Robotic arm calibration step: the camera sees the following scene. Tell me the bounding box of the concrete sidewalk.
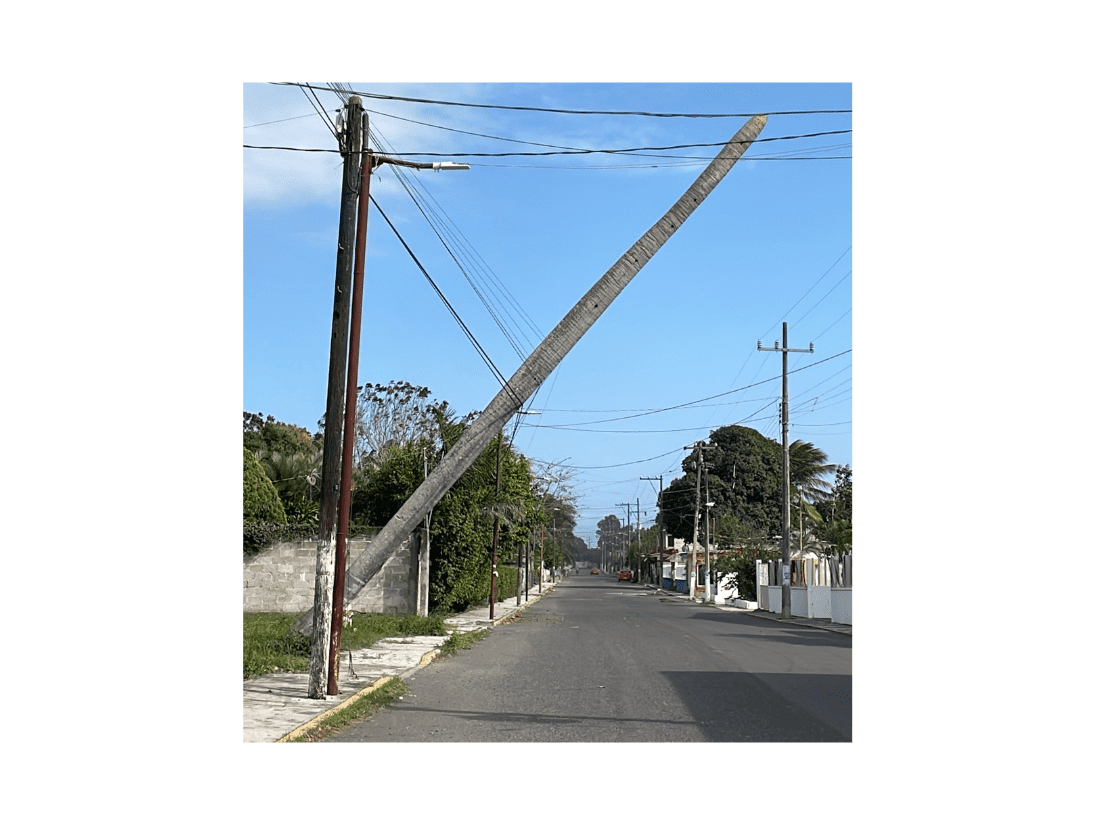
[243,581,558,743]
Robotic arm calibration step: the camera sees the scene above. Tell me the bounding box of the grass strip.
[244,612,448,678]
[437,628,490,658]
[281,677,408,742]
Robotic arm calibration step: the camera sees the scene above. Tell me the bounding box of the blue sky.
[244,82,851,544]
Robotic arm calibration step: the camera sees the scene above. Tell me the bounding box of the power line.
[269,83,851,119]
[379,130,852,159]
[370,123,539,362]
[243,144,850,164]
[243,129,851,159]
[525,349,851,429]
[301,86,338,142]
[369,195,523,410]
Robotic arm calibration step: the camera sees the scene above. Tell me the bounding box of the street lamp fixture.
[372,155,471,173]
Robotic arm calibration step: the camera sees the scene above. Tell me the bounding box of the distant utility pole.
[616,501,633,574]
[640,476,664,585]
[685,442,713,599]
[307,96,363,700]
[759,321,814,619]
[703,461,714,602]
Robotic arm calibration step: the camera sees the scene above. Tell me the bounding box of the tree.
[818,465,852,553]
[790,439,837,506]
[596,514,624,567]
[661,426,783,541]
[348,400,544,613]
[353,381,463,473]
[244,447,286,524]
[243,412,323,526]
[243,412,319,457]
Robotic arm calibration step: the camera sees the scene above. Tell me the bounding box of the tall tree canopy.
[661,425,784,540]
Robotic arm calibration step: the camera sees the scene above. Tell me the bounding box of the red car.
[617,570,633,582]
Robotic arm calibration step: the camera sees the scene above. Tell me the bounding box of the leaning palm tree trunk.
[294,114,767,635]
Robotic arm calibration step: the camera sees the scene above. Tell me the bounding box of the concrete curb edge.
[276,647,444,743]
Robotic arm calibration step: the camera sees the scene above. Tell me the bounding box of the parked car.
[590,569,600,575]
[617,570,633,582]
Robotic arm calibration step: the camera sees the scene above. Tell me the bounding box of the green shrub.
[713,546,781,601]
[244,447,286,524]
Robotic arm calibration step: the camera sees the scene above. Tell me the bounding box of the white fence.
[756,554,852,625]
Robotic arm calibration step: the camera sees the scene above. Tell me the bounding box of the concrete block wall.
[243,534,420,615]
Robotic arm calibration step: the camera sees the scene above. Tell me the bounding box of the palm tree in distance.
[789,440,837,556]
[789,440,837,506]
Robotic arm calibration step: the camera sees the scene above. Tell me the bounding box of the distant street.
[327,576,852,742]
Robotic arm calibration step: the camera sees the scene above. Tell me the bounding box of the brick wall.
[243,532,422,614]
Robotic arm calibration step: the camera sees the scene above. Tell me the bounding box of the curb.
[271,583,558,742]
[741,607,852,635]
[277,648,443,742]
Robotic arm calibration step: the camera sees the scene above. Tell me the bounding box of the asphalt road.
[327,575,852,742]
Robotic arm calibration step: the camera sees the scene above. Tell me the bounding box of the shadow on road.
[662,670,851,741]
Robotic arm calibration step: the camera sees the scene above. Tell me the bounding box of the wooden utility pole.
[640,475,664,584]
[294,115,769,629]
[759,322,814,619]
[489,434,503,620]
[307,96,363,700]
[703,461,712,601]
[616,501,632,575]
[687,443,712,599]
[326,111,375,696]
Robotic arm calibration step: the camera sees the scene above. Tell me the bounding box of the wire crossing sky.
[243,82,852,542]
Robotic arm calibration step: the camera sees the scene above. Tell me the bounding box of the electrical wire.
[379,130,852,159]
[524,350,850,430]
[243,129,851,159]
[301,86,339,142]
[270,83,851,119]
[369,124,544,368]
[369,195,524,410]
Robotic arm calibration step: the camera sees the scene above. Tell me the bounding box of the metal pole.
[307,96,362,699]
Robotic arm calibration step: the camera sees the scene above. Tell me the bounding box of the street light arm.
[372,155,470,172]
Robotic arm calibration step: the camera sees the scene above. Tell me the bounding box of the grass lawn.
[244,611,448,678]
